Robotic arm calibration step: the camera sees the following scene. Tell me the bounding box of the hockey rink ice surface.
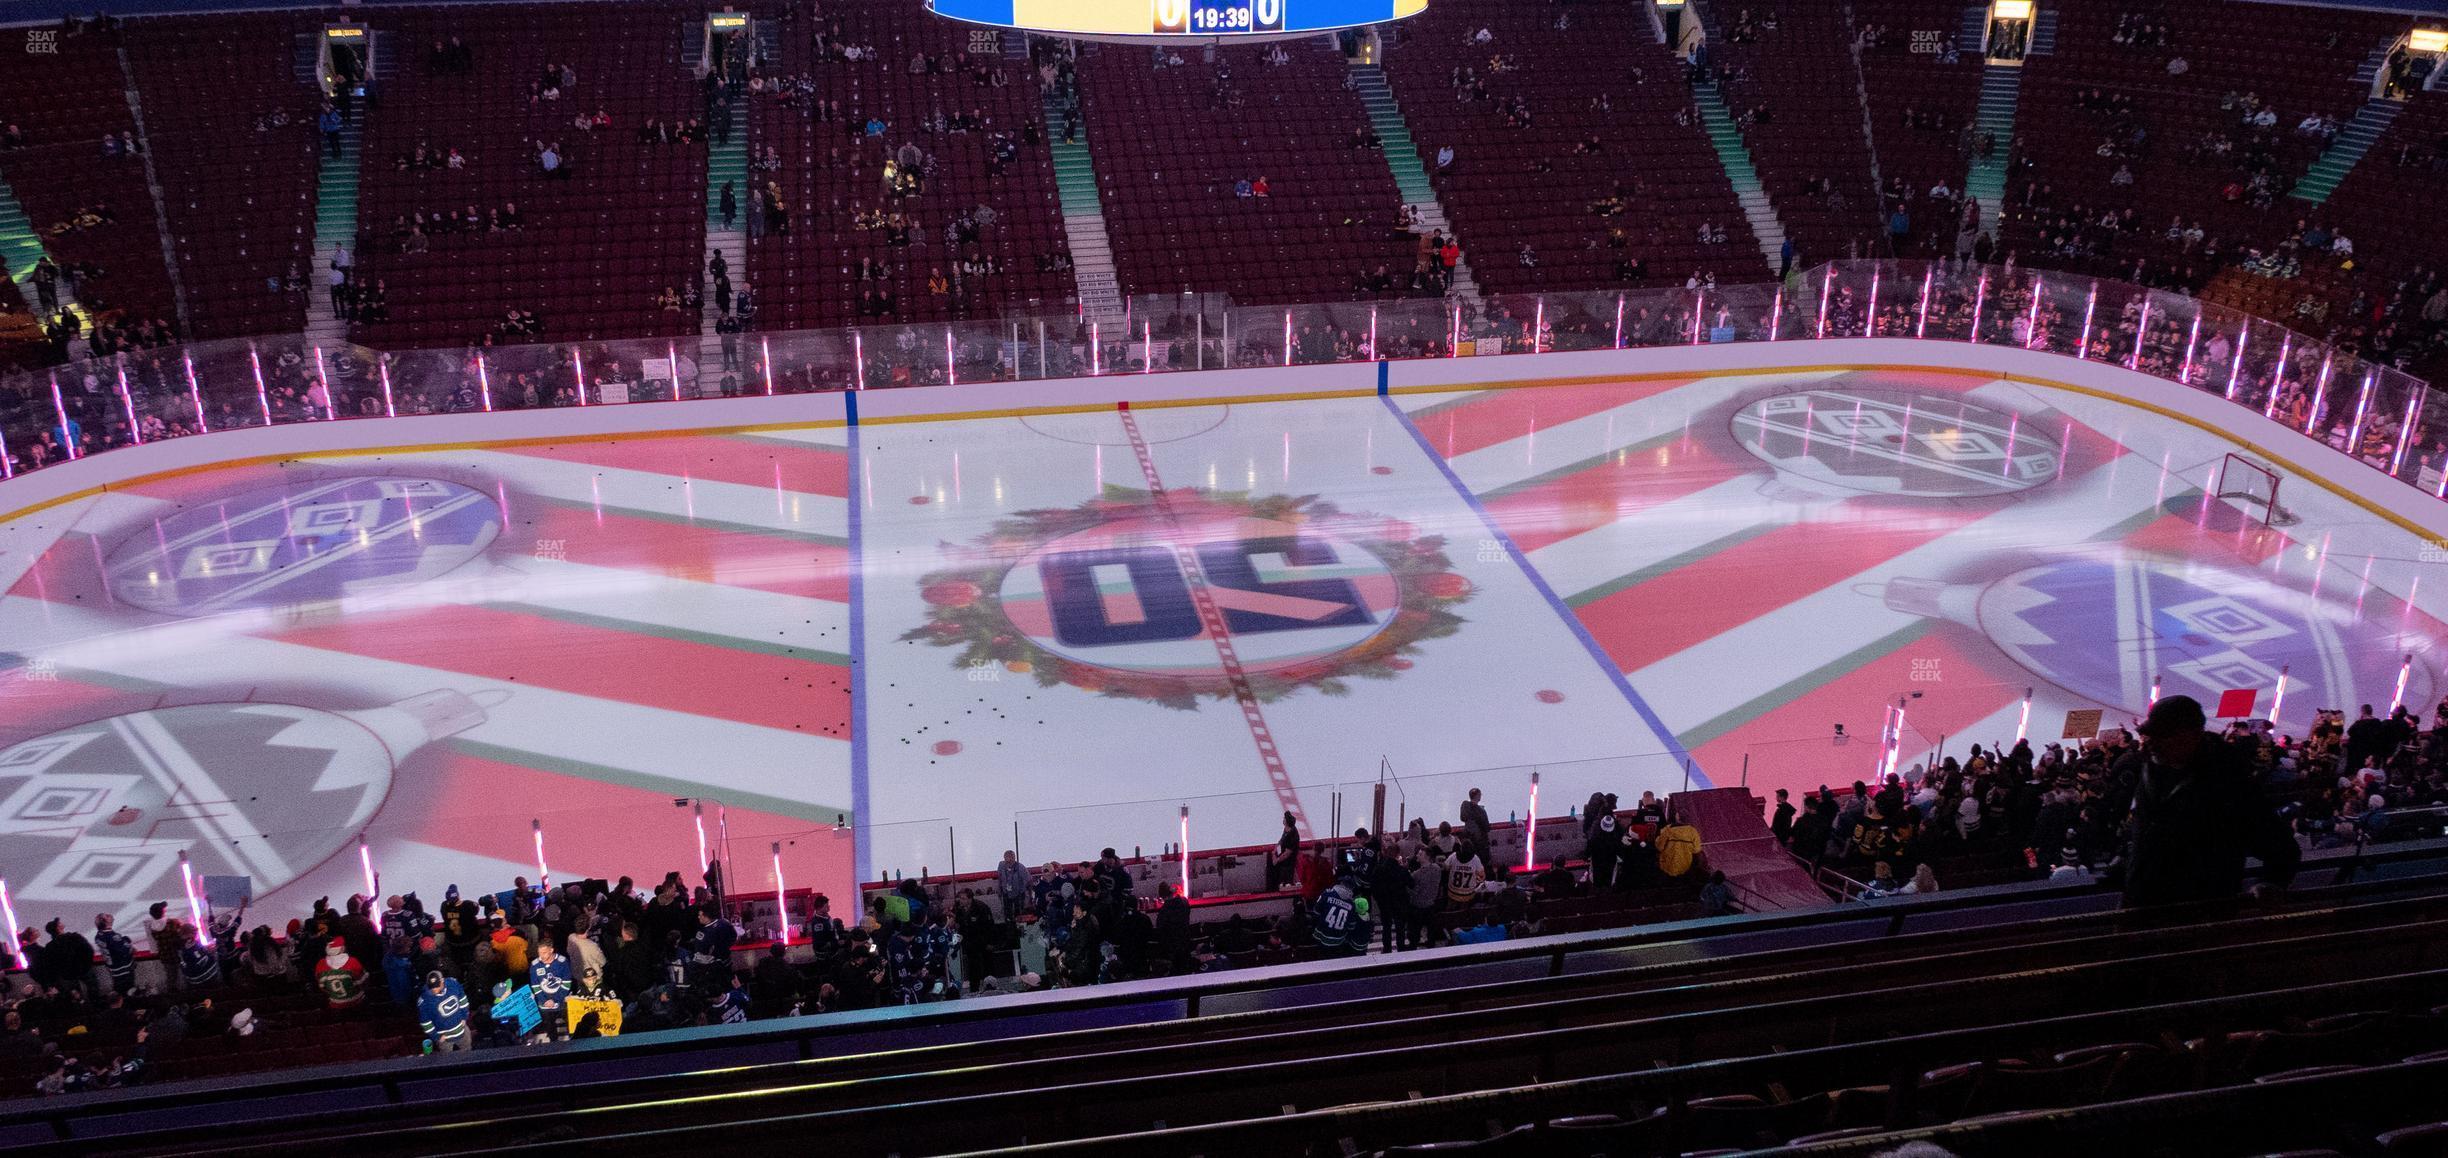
[0,364,2439,916]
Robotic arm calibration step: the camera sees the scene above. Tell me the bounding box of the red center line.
[1115,405,1313,840]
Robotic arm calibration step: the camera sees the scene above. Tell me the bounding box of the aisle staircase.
[1349,62,1479,305]
[1964,64,2022,235]
[306,115,362,343]
[2027,7,2057,56]
[2290,98,2403,205]
[1043,84,1123,324]
[698,98,750,385]
[1692,78,1789,277]
[0,176,81,355]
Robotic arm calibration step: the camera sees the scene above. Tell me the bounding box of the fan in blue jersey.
[93,915,136,994]
[528,941,574,1038]
[176,924,223,988]
[686,906,736,992]
[714,971,752,1024]
[1311,881,1361,953]
[417,972,473,1053]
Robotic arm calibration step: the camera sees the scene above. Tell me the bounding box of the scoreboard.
[928,0,1428,38]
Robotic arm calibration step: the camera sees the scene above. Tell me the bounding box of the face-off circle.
[1732,388,2061,499]
[104,476,501,615]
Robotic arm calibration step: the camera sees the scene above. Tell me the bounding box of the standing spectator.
[318,104,342,158]
[94,913,135,995]
[315,939,367,1009]
[177,923,223,990]
[1266,812,1300,891]
[1368,845,1412,955]
[995,850,1030,920]
[2120,695,2302,909]
[1586,810,1625,889]
[1155,882,1192,974]
[687,904,736,992]
[1459,788,1492,860]
[35,919,95,999]
[527,940,572,1037]
[1770,788,1796,846]
[1657,811,1702,879]
[418,971,472,1053]
[1405,852,1443,949]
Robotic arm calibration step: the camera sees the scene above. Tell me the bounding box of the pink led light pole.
[376,356,397,417]
[2076,282,2097,358]
[693,801,709,874]
[1815,266,1834,339]
[2022,278,2045,349]
[1863,267,1881,338]
[0,880,23,970]
[2264,337,2292,419]
[945,329,958,385]
[1178,805,1191,898]
[2268,665,2291,729]
[359,836,379,902]
[1090,322,1101,375]
[1522,770,1540,872]
[1449,302,1462,355]
[2303,355,2335,434]
[475,351,495,412]
[183,351,209,432]
[1367,306,1378,360]
[114,362,141,445]
[761,336,775,395]
[47,372,76,459]
[312,345,337,420]
[853,331,866,390]
[2180,314,2202,383]
[1537,297,1550,352]
[2128,296,2152,370]
[1970,273,1988,343]
[1282,310,1293,366]
[1612,295,1626,348]
[1769,287,1783,340]
[2346,370,2375,447]
[2393,392,2423,476]
[2394,654,2413,712]
[1915,268,1933,338]
[247,345,272,426]
[1689,291,1703,345]
[531,818,550,887]
[572,348,590,405]
[771,842,790,944]
[178,850,206,931]
[1142,320,1153,373]
[0,427,12,479]
[2015,687,2033,743]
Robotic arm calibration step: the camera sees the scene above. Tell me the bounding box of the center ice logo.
[902,489,1476,710]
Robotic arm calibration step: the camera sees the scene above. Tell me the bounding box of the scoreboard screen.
[929,0,1428,38]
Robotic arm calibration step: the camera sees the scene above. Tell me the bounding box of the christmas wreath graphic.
[902,486,1475,711]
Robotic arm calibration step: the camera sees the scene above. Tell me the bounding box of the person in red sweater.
[315,941,368,1010]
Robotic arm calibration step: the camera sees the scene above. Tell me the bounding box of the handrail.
[3,261,2441,514]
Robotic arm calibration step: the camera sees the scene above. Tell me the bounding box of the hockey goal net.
[2213,453,2293,527]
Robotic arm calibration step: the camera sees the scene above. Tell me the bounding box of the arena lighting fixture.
[1179,805,1192,897]
[114,362,141,445]
[1655,0,1684,8]
[1535,297,1548,352]
[2346,370,2375,446]
[47,372,76,459]
[2268,665,2291,728]
[771,843,790,943]
[1613,295,1626,348]
[2265,337,2292,419]
[475,351,494,412]
[572,348,590,405]
[2015,687,2033,743]
[761,335,775,395]
[1689,292,1703,344]
[183,351,209,431]
[178,850,206,931]
[1994,0,2033,19]
[2128,297,2151,370]
[247,344,273,426]
[1368,306,1378,359]
[2305,355,2337,435]
[312,345,337,420]
[2150,673,2163,705]
[1863,267,1880,338]
[2225,325,2249,400]
[853,332,866,390]
[532,818,550,887]
[2436,458,2447,499]
[0,880,23,968]
[1450,301,1462,356]
[2180,314,2202,383]
[1522,771,1540,872]
[1282,310,1293,366]
[2076,282,2097,359]
[1815,266,1834,339]
[1091,322,1102,375]
[358,837,378,902]
[945,329,958,385]
[1769,287,1784,340]
[2395,654,2414,713]
[376,355,397,417]
[1916,268,1933,338]
[1143,321,1154,373]
[2392,392,2423,476]
[2410,28,2447,53]
[1969,273,1988,342]
[668,341,682,399]
[1887,699,1908,779]
[2022,278,2044,349]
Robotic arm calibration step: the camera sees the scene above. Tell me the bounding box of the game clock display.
[927,0,1427,39]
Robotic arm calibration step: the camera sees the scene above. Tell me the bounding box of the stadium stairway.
[298,34,366,345]
[0,174,84,357]
[1349,62,1480,306]
[1692,78,1790,277]
[2290,97,2404,205]
[1965,63,2021,237]
[697,98,748,386]
[1668,787,1828,910]
[115,44,189,338]
[1043,80,1124,326]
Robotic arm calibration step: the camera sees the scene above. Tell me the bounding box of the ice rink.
[1,364,2438,921]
